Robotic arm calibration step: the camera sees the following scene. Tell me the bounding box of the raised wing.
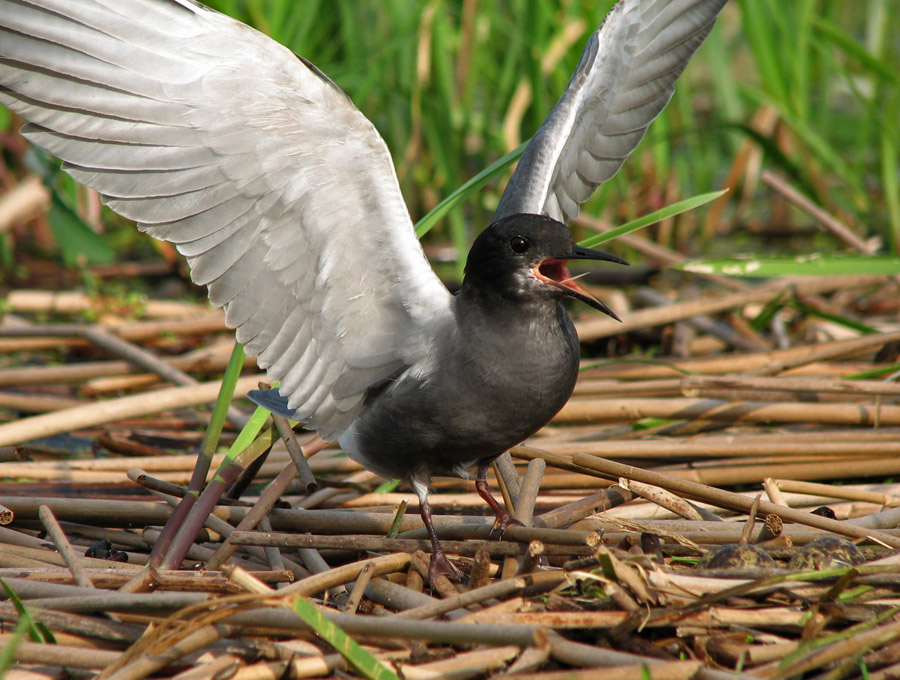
[0,0,453,440]
[494,0,727,223]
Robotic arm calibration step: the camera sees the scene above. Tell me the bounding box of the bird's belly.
[339,359,576,483]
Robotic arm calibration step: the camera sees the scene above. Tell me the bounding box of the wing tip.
[247,388,298,420]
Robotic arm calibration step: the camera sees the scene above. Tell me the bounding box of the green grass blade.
[741,85,868,206]
[373,478,401,494]
[580,357,696,375]
[201,342,247,459]
[386,500,407,539]
[705,27,743,146]
[789,299,877,335]
[0,576,54,643]
[578,190,728,248]
[788,0,814,121]
[414,142,527,239]
[749,289,791,332]
[23,149,116,266]
[293,597,400,680]
[738,0,790,108]
[218,405,271,469]
[47,189,115,266]
[846,361,900,380]
[883,128,900,253]
[0,616,33,672]
[812,16,899,85]
[682,255,900,277]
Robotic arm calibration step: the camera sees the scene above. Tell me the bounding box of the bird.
[0,0,727,583]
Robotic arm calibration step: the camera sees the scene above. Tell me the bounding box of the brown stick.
[534,486,636,529]
[206,462,299,570]
[574,213,748,291]
[5,289,210,319]
[7,639,121,669]
[554,396,900,427]
[0,375,263,447]
[0,345,251,387]
[0,315,227,343]
[565,450,900,548]
[0,175,50,232]
[575,276,889,340]
[773,479,900,507]
[0,392,86,413]
[682,374,900,397]
[229,530,593,558]
[760,170,876,254]
[104,625,224,680]
[38,505,94,589]
[393,575,535,620]
[538,430,900,459]
[579,332,889,380]
[275,553,411,598]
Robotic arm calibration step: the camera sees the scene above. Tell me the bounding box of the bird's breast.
[341,301,581,483]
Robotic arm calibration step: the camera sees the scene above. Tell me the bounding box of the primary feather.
[495,0,727,223]
[0,0,727,443]
[0,0,453,441]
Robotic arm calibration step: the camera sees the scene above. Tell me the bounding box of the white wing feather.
[494,0,727,223]
[0,0,453,440]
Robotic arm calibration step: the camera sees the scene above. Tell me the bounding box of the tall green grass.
[200,1,900,262]
[1,1,897,269]
[736,1,899,241]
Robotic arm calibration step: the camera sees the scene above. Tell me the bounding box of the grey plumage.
[496,0,727,223]
[1,0,453,443]
[0,0,727,582]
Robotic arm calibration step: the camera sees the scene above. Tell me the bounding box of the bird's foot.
[491,508,525,538]
[474,476,524,538]
[429,549,464,585]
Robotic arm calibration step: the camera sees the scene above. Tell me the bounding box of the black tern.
[0,0,727,583]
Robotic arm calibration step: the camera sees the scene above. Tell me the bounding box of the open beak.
[533,245,628,321]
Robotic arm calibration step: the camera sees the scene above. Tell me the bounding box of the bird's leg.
[414,483,463,585]
[475,465,524,536]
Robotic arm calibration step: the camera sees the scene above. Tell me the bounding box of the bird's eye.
[510,236,530,253]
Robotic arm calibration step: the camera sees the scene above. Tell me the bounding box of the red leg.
[475,469,524,535]
[416,488,463,585]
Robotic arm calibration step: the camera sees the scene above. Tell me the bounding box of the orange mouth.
[533,258,620,321]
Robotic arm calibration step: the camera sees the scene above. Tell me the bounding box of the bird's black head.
[462,213,627,320]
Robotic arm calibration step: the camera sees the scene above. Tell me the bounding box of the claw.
[475,476,524,538]
[417,487,466,587]
[490,507,525,538]
[429,549,464,585]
